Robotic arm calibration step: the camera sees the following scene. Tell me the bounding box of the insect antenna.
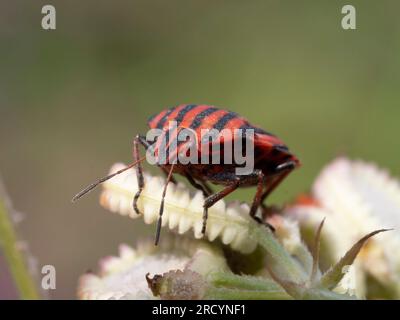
[71,156,146,202]
[154,162,175,245]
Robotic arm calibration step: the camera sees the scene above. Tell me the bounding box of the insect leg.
[249,170,265,219]
[258,160,298,221]
[155,163,175,245]
[231,170,274,230]
[261,160,297,204]
[161,167,177,184]
[132,134,148,214]
[202,180,240,234]
[184,172,211,197]
[197,178,214,195]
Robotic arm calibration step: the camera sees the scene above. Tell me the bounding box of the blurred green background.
[0,0,399,299]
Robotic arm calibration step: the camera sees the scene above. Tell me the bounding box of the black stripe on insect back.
[162,105,197,160]
[147,113,157,124]
[189,107,219,129]
[213,112,238,131]
[156,108,175,129]
[174,104,198,125]
[239,124,276,137]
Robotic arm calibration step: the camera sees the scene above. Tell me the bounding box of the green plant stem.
[207,271,352,300]
[301,288,355,300]
[209,271,283,291]
[0,196,40,299]
[250,224,307,282]
[205,286,292,300]
[248,222,354,300]
[206,271,291,299]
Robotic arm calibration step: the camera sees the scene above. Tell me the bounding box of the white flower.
[99,163,259,254]
[77,158,390,300]
[286,157,400,298]
[77,237,227,300]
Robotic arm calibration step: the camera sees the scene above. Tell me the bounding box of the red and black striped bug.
[72,104,300,245]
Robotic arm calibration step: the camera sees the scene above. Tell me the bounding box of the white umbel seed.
[100,163,259,254]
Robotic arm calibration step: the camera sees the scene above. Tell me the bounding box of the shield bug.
[72,104,300,244]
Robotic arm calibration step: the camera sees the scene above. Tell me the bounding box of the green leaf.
[320,229,390,290]
[0,183,40,299]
